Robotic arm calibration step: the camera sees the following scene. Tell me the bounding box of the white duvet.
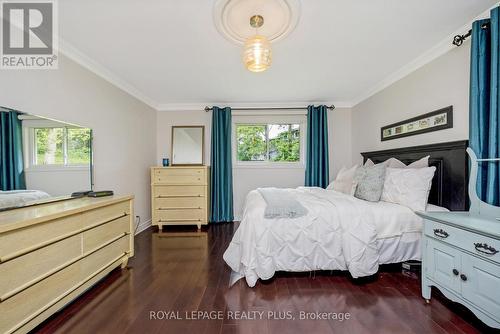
[223,187,430,287]
[0,190,51,209]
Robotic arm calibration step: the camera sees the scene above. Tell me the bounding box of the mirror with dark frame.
[0,107,93,210]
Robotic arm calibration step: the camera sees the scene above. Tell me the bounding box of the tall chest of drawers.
[151,166,210,230]
[418,211,500,329]
[0,196,134,334]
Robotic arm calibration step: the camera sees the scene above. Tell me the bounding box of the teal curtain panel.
[470,7,500,206]
[305,105,330,188]
[0,110,26,191]
[210,106,234,222]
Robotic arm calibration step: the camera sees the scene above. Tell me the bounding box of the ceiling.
[58,0,497,110]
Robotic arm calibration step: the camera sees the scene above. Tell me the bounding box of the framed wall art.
[381,106,453,141]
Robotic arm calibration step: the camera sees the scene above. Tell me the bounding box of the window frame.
[25,125,91,171]
[232,114,306,169]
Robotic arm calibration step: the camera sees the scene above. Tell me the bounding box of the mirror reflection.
[171,126,204,165]
[0,107,93,210]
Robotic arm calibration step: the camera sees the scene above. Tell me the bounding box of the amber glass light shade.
[243,35,272,72]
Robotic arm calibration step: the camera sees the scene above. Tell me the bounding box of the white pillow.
[336,164,358,181]
[326,164,359,195]
[386,156,430,168]
[381,167,436,211]
[364,159,375,167]
[329,180,358,195]
[366,156,429,169]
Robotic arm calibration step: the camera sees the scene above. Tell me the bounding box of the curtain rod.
[453,22,489,47]
[204,105,336,112]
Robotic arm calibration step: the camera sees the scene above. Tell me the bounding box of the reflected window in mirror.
[31,127,91,166]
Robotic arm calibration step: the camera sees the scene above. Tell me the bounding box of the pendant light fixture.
[243,15,272,72]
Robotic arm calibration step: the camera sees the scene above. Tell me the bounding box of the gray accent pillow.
[353,164,387,202]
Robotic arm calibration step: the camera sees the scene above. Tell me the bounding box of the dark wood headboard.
[361,140,469,211]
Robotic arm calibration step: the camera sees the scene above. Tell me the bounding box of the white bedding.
[0,190,51,209]
[223,187,447,287]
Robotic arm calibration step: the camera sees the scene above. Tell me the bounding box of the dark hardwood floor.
[34,223,499,334]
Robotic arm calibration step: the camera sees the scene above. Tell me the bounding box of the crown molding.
[156,101,353,112]
[58,39,160,110]
[351,5,495,107]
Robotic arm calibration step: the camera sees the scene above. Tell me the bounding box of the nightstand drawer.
[425,219,500,264]
[424,220,461,246]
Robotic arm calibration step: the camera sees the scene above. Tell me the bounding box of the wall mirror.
[171,126,204,165]
[0,107,93,211]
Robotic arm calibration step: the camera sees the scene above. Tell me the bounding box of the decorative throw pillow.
[353,164,387,202]
[381,167,436,211]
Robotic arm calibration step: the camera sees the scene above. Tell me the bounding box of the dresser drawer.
[157,208,204,222]
[155,196,205,209]
[425,219,500,264]
[0,214,82,261]
[154,185,206,198]
[80,235,129,277]
[153,168,205,185]
[0,236,129,334]
[0,257,82,334]
[82,215,130,253]
[0,235,82,300]
[82,201,130,226]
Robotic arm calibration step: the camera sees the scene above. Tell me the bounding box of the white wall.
[156,108,352,220]
[351,41,471,163]
[25,168,90,197]
[0,54,157,225]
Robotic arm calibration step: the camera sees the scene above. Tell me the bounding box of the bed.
[223,140,469,287]
[0,190,51,210]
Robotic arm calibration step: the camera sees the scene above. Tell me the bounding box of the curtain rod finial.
[204,106,211,112]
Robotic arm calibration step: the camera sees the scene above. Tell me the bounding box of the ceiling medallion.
[214,0,301,72]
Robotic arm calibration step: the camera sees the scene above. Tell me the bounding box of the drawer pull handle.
[474,243,499,256]
[433,229,449,238]
[460,274,467,282]
[452,269,459,276]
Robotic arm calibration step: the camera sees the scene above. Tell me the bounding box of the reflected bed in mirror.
[171,126,204,165]
[0,107,93,210]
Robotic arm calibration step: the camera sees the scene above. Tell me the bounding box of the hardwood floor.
[34,223,499,334]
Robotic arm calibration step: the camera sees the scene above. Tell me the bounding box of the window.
[32,127,91,166]
[236,123,301,164]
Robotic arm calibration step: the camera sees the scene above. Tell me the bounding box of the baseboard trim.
[135,218,152,235]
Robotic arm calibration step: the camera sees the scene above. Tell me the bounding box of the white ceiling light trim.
[214,0,300,45]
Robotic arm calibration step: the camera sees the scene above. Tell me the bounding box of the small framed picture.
[381,106,453,141]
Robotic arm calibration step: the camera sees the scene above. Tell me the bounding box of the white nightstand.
[417,211,500,329]
[417,147,500,329]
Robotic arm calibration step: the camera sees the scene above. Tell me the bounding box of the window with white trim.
[235,123,302,164]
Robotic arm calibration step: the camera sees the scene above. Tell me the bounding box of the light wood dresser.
[0,196,134,334]
[151,166,209,230]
